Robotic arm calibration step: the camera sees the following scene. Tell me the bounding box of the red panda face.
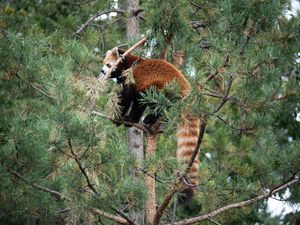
[100,48,119,78]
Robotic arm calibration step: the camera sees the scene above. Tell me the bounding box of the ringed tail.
[176,113,200,203]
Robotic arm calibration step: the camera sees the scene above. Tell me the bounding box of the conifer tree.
[0,0,300,225]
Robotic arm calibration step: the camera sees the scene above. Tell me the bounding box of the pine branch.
[74,9,125,36]
[11,170,139,225]
[152,113,207,225]
[215,115,241,131]
[67,138,100,197]
[11,170,67,200]
[165,176,299,225]
[204,55,229,84]
[92,110,150,134]
[214,77,233,113]
[15,73,54,99]
[98,37,147,79]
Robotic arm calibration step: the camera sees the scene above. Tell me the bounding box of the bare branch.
[74,9,125,36]
[98,37,147,79]
[91,208,129,225]
[166,176,299,225]
[11,170,66,200]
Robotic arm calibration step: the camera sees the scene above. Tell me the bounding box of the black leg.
[124,94,147,125]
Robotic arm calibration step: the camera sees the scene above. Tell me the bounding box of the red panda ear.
[111,47,120,58]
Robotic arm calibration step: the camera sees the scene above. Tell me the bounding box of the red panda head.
[99,47,120,78]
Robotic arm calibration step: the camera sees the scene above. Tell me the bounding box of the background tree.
[0,0,300,225]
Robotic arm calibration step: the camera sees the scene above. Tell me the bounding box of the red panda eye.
[106,63,111,68]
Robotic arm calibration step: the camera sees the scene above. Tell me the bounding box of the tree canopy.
[0,0,300,225]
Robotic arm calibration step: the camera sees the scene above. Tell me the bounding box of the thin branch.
[65,0,97,5]
[185,113,207,174]
[91,208,129,225]
[190,20,209,29]
[153,187,177,225]
[11,170,66,200]
[13,72,54,99]
[205,55,230,84]
[214,78,233,113]
[153,113,207,225]
[67,138,100,196]
[166,176,299,225]
[74,9,125,36]
[208,218,222,225]
[92,110,150,134]
[11,167,137,225]
[204,92,223,98]
[186,0,202,9]
[98,37,147,79]
[215,115,243,131]
[136,167,170,185]
[110,207,139,225]
[171,197,178,225]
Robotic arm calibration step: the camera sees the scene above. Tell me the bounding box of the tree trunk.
[125,0,140,40]
[125,0,144,224]
[144,133,157,224]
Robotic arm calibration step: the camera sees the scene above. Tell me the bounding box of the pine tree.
[0,0,300,225]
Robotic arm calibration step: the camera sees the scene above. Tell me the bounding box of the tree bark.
[125,0,144,224]
[125,0,140,40]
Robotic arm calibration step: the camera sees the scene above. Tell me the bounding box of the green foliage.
[1,0,300,224]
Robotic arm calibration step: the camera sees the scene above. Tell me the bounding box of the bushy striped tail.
[176,113,200,203]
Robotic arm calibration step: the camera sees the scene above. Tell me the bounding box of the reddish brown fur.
[104,49,200,201]
[104,50,191,96]
[176,114,200,197]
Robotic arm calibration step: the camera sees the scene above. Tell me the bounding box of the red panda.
[100,47,200,201]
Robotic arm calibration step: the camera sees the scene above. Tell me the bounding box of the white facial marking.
[100,61,114,76]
